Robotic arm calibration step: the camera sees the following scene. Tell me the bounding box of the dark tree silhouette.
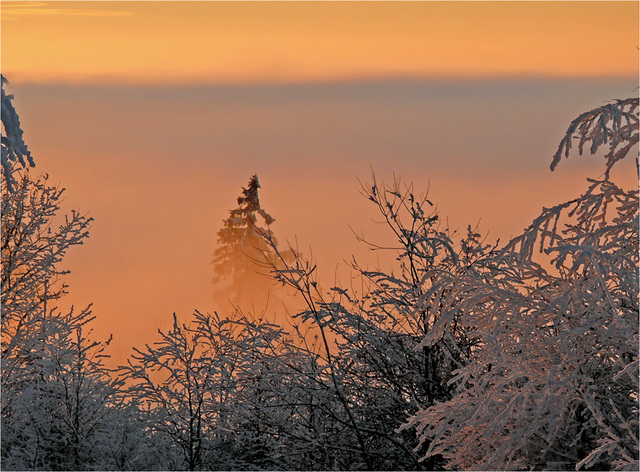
[212,174,294,311]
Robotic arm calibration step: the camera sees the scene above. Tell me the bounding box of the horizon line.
[4,71,639,89]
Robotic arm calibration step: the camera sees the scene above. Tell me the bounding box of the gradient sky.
[2,1,638,365]
[3,1,638,83]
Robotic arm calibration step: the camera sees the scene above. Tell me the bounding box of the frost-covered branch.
[403,99,639,471]
[1,76,35,192]
[551,97,639,178]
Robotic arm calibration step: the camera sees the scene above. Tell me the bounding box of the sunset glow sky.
[3,1,638,83]
[2,1,638,365]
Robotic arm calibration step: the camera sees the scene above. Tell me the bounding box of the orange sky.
[2,1,638,84]
[1,2,638,366]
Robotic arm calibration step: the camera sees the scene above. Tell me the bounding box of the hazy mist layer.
[11,76,638,363]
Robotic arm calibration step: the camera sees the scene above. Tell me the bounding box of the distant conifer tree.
[212,175,284,309]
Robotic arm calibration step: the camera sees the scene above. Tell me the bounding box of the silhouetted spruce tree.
[212,175,283,309]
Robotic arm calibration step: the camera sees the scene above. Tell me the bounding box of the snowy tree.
[261,177,484,470]
[2,173,92,335]
[1,80,130,471]
[1,78,92,366]
[195,310,376,471]
[1,305,125,470]
[402,98,639,470]
[1,75,35,192]
[1,180,123,470]
[121,310,293,470]
[122,304,371,470]
[212,174,296,311]
[190,311,274,469]
[120,313,216,471]
[330,179,484,469]
[212,175,275,306]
